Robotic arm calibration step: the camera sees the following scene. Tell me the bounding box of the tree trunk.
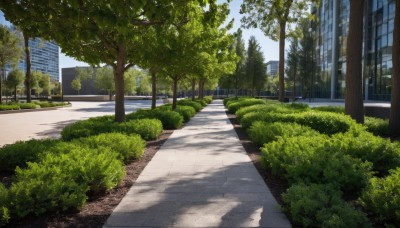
[278,21,286,102]
[389,1,400,135]
[191,79,195,101]
[24,33,32,103]
[151,69,157,109]
[108,89,112,101]
[113,45,127,123]
[14,86,17,101]
[198,78,205,99]
[172,78,178,110]
[0,64,4,104]
[293,62,297,101]
[345,0,365,123]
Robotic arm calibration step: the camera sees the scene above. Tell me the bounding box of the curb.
[0,104,72,115]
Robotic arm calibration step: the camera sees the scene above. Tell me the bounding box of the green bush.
[194,99,208,107]
[0,184,10,226]
[241,111,355,135]
[176,100,203,112]
[202,96,212,104]
[75,133,145,163]
[364,117,390,136]
[361,168,400,226]
[126,109,183,130]
[331,132,400,176]
[0,104,20,111]
[18,103,38,109]
[227,98,266,114]
[313,106,345,114]
[158,105,196,122]
[261,135,329,177]
[9,147,124,218]
[288,102,310,111]
[0,139,62,172]
[282,183,371,228]
[38,101,69,108]
[247,121,320,146]
[285,146,372,196]
[61,116,162,140]
[223,97,238,106]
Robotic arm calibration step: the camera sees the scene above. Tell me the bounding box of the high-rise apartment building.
[315,0,395,101]
[0,11,59,81]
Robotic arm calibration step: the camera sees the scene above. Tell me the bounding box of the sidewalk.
[103,100,291,228]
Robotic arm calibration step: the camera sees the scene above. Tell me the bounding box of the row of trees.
[0,0,237,122]
[219,30,266,97]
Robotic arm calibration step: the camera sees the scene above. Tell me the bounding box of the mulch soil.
[4,110,290,228]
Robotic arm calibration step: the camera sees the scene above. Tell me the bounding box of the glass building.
[0,11,59,81]
[315,0,395,101]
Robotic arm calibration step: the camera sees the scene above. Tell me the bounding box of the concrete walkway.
[103,100,291,228]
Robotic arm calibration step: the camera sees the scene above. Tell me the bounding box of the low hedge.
[0,184,9,226]
[364,117,389,136]
[158,105,196,122]
[202,96,212,104]
[261,136,372,196]
[9,146,125,218]
[18,103,38,109]
[312,106,345,114]
[0,139,62,172]
[248,121,320,146]
[126,109,182,130]
[283,183,370,227]
[176,100,203,112]
[241,111,356,135]
[361,168,400,226]
[75,133,145,163]
[0,104,20,111]
[36,101,69,108]
[331,132,400,176]
[61,116,163,141]
[227,98,266,114]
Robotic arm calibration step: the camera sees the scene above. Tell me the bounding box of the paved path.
[104,100,291,228]
[0,100,163,147]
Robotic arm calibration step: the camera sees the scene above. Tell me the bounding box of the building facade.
[266,61,279,76]
[0,11,59,81]
[315,0,395,101]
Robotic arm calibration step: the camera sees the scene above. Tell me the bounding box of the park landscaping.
[0,97,211,227]
[225,97,400,227]
[0,101,69,112]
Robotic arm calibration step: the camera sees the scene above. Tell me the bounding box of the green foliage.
[0,184,10,226]
[9,147,124,218]
[364,117,390,136]
[0,104,20,111]
[227,98,266,114]
[0,138,62,172]
[38,101,69,108]
[18,102,38,109]
[176,100,203,112]
[313,106,345,114]
[331,132,400,176]
[241,111,355,135]
[194,99,207,107]
[61,116,162,141]
[223,97,238,106]
[75,133,145,163]
[158,104,196,122]
[282,183,371,228]
[361,168,400,226]
[248,121,319,146]
[202,96,212,104]
[126,109,183,130]
[235,102,304,120]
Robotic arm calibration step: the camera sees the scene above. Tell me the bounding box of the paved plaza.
[103,100,291,228]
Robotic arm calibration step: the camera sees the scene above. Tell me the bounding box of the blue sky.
[59,0,280,72]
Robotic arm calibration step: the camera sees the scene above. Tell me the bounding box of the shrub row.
[227,98,266,114]
[0,102,68,111]
[158,105,196,122]
[232,99,400,225]
[176,100,203,112]
[126,109,183,130]
[1,132,146,221]
[61,116,162,141]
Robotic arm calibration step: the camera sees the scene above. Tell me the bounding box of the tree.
[286,37,299,99]
[0,25,22,104]
[71,77,81,95]
[0,0,218,122]
[39,73,50,96]
[5,69,24,101]
[345,0,365,123]
[241,0,318,102]
[30,70,43,96]
[390,1,400,135]
[136,71,152,96]
[298,19,316,98]
[124,68,137,96]
[245,36,266,97]
[94,66,114,101]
